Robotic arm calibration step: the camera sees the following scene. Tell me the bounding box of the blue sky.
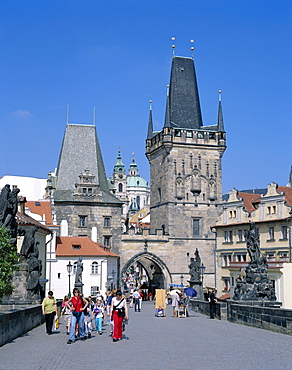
[0,0,291,194]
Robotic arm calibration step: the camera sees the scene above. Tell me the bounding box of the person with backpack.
[66,288,88,344]
[110,290,129,342]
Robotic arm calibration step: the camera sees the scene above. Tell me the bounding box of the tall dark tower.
[146,54,226,287]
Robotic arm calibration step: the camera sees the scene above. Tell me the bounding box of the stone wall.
[189,299,227,320]
[0,305,44,347]
[189,299,292,335]
[228,302,292,335]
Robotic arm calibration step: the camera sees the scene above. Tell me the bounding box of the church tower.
[146,54,226,286]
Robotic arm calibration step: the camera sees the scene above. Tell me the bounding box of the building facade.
[214,182,292,308]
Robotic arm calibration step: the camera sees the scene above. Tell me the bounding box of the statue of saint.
[246,223,261,262]
[27,241,42,294]
[189,249,201,281]
[75,256,83,284]
[20,225,39,259]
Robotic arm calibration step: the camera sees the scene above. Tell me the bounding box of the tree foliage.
[0,226,19,299]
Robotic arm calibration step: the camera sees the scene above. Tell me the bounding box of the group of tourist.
[41,288,129,343]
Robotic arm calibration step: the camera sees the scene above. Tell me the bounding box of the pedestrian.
[93,298,104,335]
[42,290,57,335]
[132,289,140,312]
[84,297,94,338]
[171,290,180,317]
[66,288,88,344]
[110,290,129,342]
[139,289,143,311]
[209,289,217,319]
[105,290,113,324]
[61,296,71,335]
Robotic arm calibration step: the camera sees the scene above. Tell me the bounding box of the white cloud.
[11,109,33,118]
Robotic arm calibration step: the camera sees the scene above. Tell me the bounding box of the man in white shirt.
[171,291,180,317]
[132,289,141,312]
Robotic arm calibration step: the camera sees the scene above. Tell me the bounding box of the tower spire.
[289,166,292,187]
[147,99,154,139]
[217,90,224,132]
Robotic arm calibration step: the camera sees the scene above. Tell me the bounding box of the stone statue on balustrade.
[75,256,84,292]
[188,248,201,282]
[233,222,276,302]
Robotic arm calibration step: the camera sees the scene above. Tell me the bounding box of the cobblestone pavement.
[1,302,292,369]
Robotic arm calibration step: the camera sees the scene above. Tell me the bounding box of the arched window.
[118,183,123,192]
[136,196,140,207]
[92,261,98,274]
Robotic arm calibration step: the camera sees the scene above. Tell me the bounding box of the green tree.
[0,226,19,299]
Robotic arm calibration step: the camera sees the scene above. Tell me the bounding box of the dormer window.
[174,129,181,137]
[197,132,204,139]
[72,245,81,250]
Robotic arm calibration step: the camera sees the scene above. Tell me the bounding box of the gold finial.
[190,39,195,58]
[171,36,176,56]
[218,89,222,102]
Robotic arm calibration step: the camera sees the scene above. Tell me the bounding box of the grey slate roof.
[55,123,122,205]
[165,56,203,129]
[56,124,109,192]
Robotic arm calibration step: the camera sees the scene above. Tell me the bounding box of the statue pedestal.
[188,280,203,299]
[74,282,84,294]
[1,262,40,305]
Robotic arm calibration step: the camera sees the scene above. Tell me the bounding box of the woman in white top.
[110,290,128,341]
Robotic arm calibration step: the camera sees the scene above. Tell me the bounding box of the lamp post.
[200,263,205,300]
[180,274,184,287]
[67,261,72,298]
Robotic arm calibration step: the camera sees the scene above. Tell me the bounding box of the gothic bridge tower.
[145,53,226,287]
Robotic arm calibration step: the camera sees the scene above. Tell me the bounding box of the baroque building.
[214,182,292,308]
[119,52,226,289]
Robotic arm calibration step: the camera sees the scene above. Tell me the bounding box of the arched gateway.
[121,251,172,293]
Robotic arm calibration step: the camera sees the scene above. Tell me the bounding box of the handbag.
[114,298,125,317]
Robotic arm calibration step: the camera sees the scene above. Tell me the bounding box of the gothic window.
[118,183,123,192]
[91,261,98,274]
[192,219,200,236]
[79,215,87,227]
[197,132,204,139]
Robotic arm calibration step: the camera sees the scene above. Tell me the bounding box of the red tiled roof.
[56,236,119,257]
[16,212,52,233]
[237,192,261,214]
[278,186,292,207]
[25,200,53,225]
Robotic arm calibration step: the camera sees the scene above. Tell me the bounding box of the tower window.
[197,132,204,139]
[118,183,123,192]
[79,215,87,227]
[186,131,193,138]
[192,219,200,236]
[104,217,111,227]
[209,133,215,139]
[104,236,111,246]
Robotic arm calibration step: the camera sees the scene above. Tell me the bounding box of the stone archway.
[121,251,172,293]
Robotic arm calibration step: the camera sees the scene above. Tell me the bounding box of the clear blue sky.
[1,0,291,194]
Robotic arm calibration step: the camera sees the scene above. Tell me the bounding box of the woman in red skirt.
[110,290,128,342]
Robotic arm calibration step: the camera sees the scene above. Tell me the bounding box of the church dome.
[127,176,149,188]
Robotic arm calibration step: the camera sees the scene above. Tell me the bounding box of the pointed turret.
[128,154,139,177]
[164,56,203,129]
[113,149,125,174]
[217,90,224,132]
[56,123,109,192]
[147,100,154,139]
